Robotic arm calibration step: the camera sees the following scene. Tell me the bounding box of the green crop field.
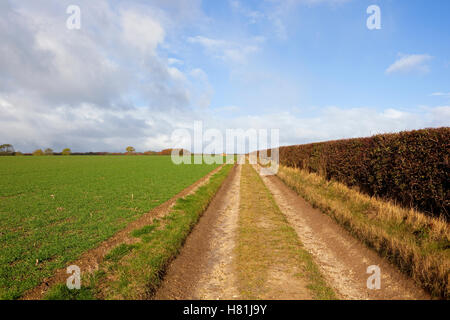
[0,156,219,299]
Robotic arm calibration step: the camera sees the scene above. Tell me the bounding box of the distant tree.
[14,151,24,156]
[62,148,71,156]
[44,148,54,155]
[167,148,190,156]
[179,149,190,156]
[0,144,15,155]
[126,146,135,154]
[33,149,44,156]
[159,149,173,155]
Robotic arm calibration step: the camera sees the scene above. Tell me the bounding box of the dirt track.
[24,161,431,300]
[154,164,430,300]
[256,166,429,300]
[155,164,241,299]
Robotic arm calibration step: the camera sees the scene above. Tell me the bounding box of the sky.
[0,0,449,153]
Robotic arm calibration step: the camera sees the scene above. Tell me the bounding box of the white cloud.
[120,9,165,55]
[190,68,208,81]
[431,92,450,97]
[187,36,228,49]
[382,108,406,119]
[216,106,449,150]
[0,92,206,152]
[236,0,351,39]
[0,0,212,152]
[386,54,433,74]
[168,58,183,65]
[429,106,450,125]
[187,35,262,64]
[0,1,447,155]
[229,0,265,24]
[2,84,448,153]
[215,105,240,113]
[167,66,186,81]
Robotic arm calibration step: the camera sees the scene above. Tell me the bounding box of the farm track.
[155,163,430,300]
[154,164,241,299]
[21,160,432,300]
[254,164,430,300]
[21,164,225,300]
[156,164,327,300]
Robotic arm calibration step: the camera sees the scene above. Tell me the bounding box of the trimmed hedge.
[278,127,450,219]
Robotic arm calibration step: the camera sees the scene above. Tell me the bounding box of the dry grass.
[277,165,450,299]
[236,164,336,300]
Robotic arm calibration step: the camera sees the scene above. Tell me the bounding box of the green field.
[0,156,219,299]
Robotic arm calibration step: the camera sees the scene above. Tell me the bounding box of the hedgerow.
[278,127,449,219]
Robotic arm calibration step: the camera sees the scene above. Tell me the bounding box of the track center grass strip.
[236,164,336,300]
[44,164,233,300]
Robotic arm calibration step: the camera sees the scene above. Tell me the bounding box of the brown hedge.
[278,127,450,219]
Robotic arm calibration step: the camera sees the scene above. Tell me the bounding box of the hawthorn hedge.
[278,127,449,219]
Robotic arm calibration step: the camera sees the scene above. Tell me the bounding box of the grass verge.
[277,165,449,299]
[44,164,233,300]
[237,164,336,300]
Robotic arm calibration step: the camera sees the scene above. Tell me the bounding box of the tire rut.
[154,164,241,300]
[255,166,430,300]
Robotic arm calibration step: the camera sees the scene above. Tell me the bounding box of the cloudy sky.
[0,0,449,153]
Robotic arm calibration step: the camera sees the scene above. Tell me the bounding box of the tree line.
[0,145,188,156]
[31,148,72,156]
[0,145,72,156]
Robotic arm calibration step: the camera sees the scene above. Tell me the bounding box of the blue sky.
[189,0,450,114]
[0,0,449,152]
